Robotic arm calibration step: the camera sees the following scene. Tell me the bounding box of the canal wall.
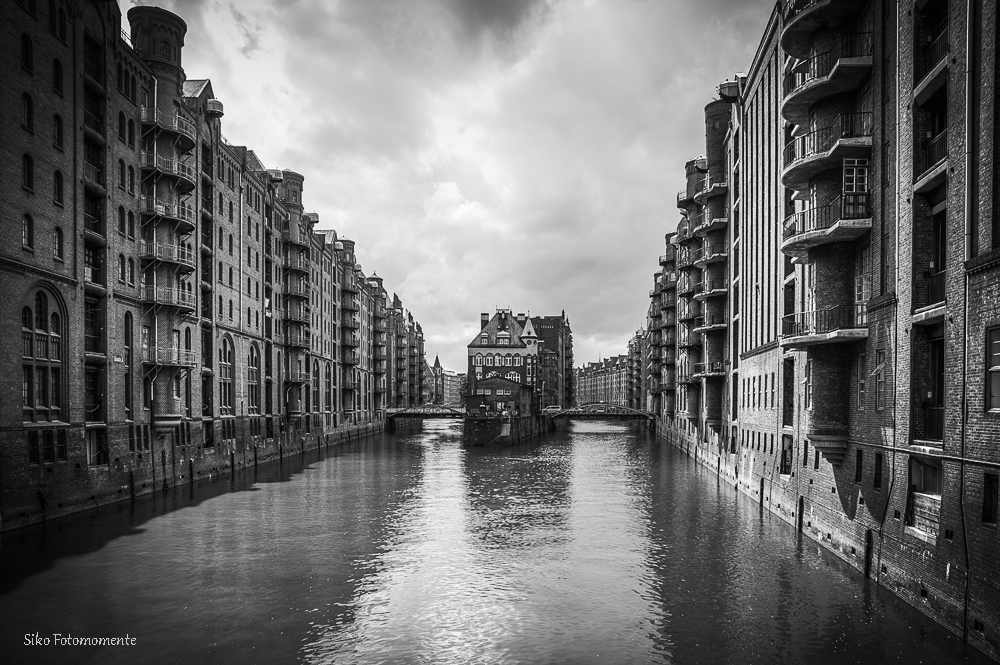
[0,418,413,534]
[656,417,1000,662]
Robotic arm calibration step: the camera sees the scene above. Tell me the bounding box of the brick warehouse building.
[643,0,1000,657]
[575,355,629,406]
[1,0,426,530]
[465,310,542,415]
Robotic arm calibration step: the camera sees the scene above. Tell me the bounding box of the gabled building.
[465,309,540,415]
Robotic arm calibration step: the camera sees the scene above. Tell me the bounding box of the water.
[0,420,991,664]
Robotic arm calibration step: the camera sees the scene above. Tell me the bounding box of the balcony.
[914,130,948,191]
[281,229,309,248]
[283,332,309,349]
[342,298,359,312]
[139,108,196,150]
[693,361,725,378]
[285,369,310,384]
[139,241,196,271]
[678,305,700,322]
[694,314,728,334]
[781,304,868,348]
[693,242,728,267]
[342,352,360,365]
[83,110,105,139]
[659,253,673,267]
[695,277,729,300]
[781,193,872,259]
[137,196,196,232]
[693,174,729,205]
[662,349,676,365]
[342,280,360,294]
[142,285,195,311]
[84,334,105,363]
[677,369,698,385]
[913,271,946,325]
[83,213,106,245]
[139,153,196,192]
[142,346,197,367]
[283,309,309,324]
[693,215,729,237]
[678,332,701,349]
[284,282,309,299]
[914,31,949,104]
[676,188,693,209]
[83,162,106,193]
[285,255,309,273]
[677,277,700,297]
[342,333,360,347]
[782,33,873,129]
[780,0,869,60]
[782,112,872,195]
[675,250,694,269]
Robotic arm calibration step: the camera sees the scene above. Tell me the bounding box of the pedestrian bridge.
[386,405,466,419]
[552,404,654,421]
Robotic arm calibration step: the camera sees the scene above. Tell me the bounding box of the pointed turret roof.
[521,318,537,339]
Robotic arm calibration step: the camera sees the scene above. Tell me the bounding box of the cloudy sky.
[129,0,771,371]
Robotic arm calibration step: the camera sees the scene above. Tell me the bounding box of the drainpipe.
[958,0,976,644]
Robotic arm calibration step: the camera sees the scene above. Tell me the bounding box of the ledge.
[904,525,937,546]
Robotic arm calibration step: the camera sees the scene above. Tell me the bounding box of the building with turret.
[1,0,427,529]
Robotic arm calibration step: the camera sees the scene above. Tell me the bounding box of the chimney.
[481,313,490,330]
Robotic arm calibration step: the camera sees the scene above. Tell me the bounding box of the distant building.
[575,356,628,406]
[465,310,540,415]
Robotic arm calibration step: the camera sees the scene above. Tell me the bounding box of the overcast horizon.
[129,0,772,371]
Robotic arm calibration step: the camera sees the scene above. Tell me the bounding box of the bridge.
[385,405,466,420]
[551,403,655,421]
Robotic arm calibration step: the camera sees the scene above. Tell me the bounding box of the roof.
[182,79,210,99]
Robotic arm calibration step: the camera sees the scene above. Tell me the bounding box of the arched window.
[219,337,234,414]
[53,228,63,260]
[128,166,134,194]
[22,215,34,249]
[128,120,135,147]
[160,40,171,61]
[228,266,233,286]
[52,59,63,95]
[22,94,33,132]
[228,300,233,320]
[325,363,332,410]
[117,62,123,91]
[118,112,126,140]
[57,8,66,41]
[127,258,135,285]
[130,74,136,102]
[53,114,63,149]
[118,159,126,189]
[21,34,33,73]
[486,355,494,367]
[118,255,126,283]
[53,170,63,204]
[312,360,320,410]
[22,289,63,421]
[118,206,126,235]
[127,211,135,238]
[474,354,483,366]
[22,154,34,190]
[248,345,260,414]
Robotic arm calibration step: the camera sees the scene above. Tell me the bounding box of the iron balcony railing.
[693,361,725,375]
[139,108,196,143]
[702,277,729,293]
[139,153,196,182]
[284,282,309,298]
[782,33,873,98]
[782,192,872,239]
[784,112,873,166]
[283,309,309,324]
[694,242,727,263]
[137,196,195,225]
[83,162,105,187]
[782,304,868,337]
[782,0,823,20]
[83,110,104,135]
[139,241,196,268]
[918,30,949,80]
[284,332,309,347]
[917,130,948,179]
[342,352,360,365]
[922,270,946,308]
[84,212,104,236]
[142,286,195,308]
[142,347,196,366]
[84,334,103,354]
[286,255,309,272]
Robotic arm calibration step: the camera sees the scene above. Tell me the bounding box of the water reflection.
[0,422,992,665]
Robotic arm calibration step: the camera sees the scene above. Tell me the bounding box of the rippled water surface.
[0,421,991,664]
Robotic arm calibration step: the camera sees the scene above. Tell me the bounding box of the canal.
[0,420,991,664]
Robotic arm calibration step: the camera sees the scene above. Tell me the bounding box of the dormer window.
[498,338,510,345]
[480,335,488,345]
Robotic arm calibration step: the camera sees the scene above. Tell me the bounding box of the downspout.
[959,0,976,644]
[876,0,902,588]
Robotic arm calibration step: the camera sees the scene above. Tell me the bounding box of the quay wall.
[0,418,411,534]
[657,418,999,662]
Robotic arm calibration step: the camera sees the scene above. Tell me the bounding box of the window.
[128,166,135,194]
[160,40,171,61]
[128,258,135,286]
[21,290,64,421]
[989,328,1000,411]
[23,215,34,249]
[875,350,886,410]
[22,94,33,132]
[874,453,883,489]
[118,207,126,235]
[780,435,793,475]
[52,228,63,260]
[22,34,33,73]
[118,112,127,141]
[22,154,35,191]
[803,360,812,409]
[51,170,65,205]
[855,449,864,483]
[857,353,866,409]
[128,120,135,148]
[53,114,63,149]
[117,62,123,91]
[124,313,133,418]
[118,159,126,189]
[802,440,809,467]
[128,212,135,238]
[984,474,998,524]
[118,255,126,283]
[52,59,63,95]
[219,337,234,414]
